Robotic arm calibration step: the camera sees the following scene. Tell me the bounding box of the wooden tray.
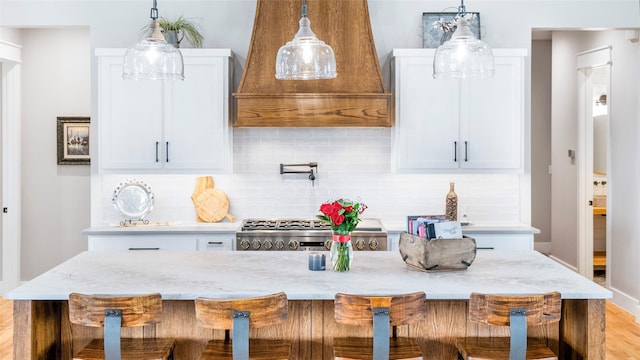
[398,232,476,272]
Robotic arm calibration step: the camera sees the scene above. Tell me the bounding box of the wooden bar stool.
[455,292,562,360]
[194,291,291,360]
[68,292,175,360]
[333,291,426,360]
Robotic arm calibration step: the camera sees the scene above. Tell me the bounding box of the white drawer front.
[197,235,234,251]
[466,233,533,251]
[88,235,198,251]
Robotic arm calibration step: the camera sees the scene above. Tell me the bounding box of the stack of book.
[407,215,462,239]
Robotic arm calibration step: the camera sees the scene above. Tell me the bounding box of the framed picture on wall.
[422,12,481,48]
[57,116,90,165]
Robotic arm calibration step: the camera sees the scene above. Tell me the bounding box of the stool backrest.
[68,292,164,328]
[194,291,288,330]
[468,292,561,327]
[334,291,426,327]
[468,292,561,360]
[195,292,289,360]
[68,293,164,360]
[334,292,426,360]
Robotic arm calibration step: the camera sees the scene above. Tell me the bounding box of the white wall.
[19,28,91,280]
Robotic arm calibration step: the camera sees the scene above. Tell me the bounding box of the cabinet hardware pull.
[454,141,457,162]
[166,141,169,162]
[464,141,468,162]
[128,247,160,251]
[476,247,495,250]
[155,142,159,162]
[207,241,224,245]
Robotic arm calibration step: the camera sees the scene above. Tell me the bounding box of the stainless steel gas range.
[235,218,387,251]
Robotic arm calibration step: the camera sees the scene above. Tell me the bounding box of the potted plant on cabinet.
[148,16,204,48]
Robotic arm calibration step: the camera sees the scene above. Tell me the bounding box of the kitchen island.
[8,250,610,359]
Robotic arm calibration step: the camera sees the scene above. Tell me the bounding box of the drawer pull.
[476,247,495,250]
[128,247,160,251]
[207,241,224,245]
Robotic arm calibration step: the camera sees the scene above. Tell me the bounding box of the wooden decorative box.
[398,232,476,272]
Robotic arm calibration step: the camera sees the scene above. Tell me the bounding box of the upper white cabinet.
[391,48,526,172]
[96,48,233,172]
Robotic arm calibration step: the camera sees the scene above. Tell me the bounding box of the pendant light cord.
[457,0,467,17]
[150,0,159,21]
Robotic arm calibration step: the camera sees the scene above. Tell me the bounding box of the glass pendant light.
[433,0,494,79]
[275,0,337,80]
[123,0,184,80]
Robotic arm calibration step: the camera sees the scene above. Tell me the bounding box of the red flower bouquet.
[317,199,367,235]
[317,199,367,271]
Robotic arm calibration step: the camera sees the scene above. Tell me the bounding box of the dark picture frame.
[422,12,481,48]
[57,116,90,165]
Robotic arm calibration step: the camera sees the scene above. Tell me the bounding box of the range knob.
[324,239,332,250]
[369,239,379,250]
[251,239,261,250]
[239,239,250,250]
[263,239,273,250]
[288,240,299,250]
[275,239,285,250]
[355,238,365,250]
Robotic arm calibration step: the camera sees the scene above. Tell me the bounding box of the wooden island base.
[15,298,605,360]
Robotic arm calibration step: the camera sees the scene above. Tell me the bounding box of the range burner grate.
[241,219,332,231]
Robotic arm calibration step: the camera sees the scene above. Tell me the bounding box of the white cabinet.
[96,48,232,172]
[392,48,526,172]
[88,233,235,251]
[88,235,199,251]
[464,233,534,251]
[197,233,235,251]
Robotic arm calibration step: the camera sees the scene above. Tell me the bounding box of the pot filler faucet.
[280,162,317,186]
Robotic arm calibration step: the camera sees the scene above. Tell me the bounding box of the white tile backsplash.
[97,128,523,225]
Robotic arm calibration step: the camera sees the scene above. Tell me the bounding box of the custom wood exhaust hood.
[233,0,392,127]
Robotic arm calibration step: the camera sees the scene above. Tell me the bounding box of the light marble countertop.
[82,221,240,235]
[382,221,540,234]
[82,220,538,235]
[7,250,610,301]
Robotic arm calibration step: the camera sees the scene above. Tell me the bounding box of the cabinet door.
[460,55,524,169]
[98,54,163,170]
[164,55,230,171]
[394,55,459,171]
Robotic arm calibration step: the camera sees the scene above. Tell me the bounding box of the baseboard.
[534,242,551,254]
[609,286,640,321]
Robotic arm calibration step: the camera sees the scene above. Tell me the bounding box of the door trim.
[0,39,22,294]
[576,45,611,280]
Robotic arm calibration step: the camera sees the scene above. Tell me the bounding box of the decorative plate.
[112,179,155,220]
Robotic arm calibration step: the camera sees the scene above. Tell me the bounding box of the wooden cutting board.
[194,188,236,223]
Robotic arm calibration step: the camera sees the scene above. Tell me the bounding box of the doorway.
[576,46,611,284]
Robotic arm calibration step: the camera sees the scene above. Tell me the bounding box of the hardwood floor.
[1,297,12,360]
[1,297,639,359]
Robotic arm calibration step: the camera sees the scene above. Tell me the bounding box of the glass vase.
[330,232,353,272]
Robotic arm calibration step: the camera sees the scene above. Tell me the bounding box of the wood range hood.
[233,0,392,127]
